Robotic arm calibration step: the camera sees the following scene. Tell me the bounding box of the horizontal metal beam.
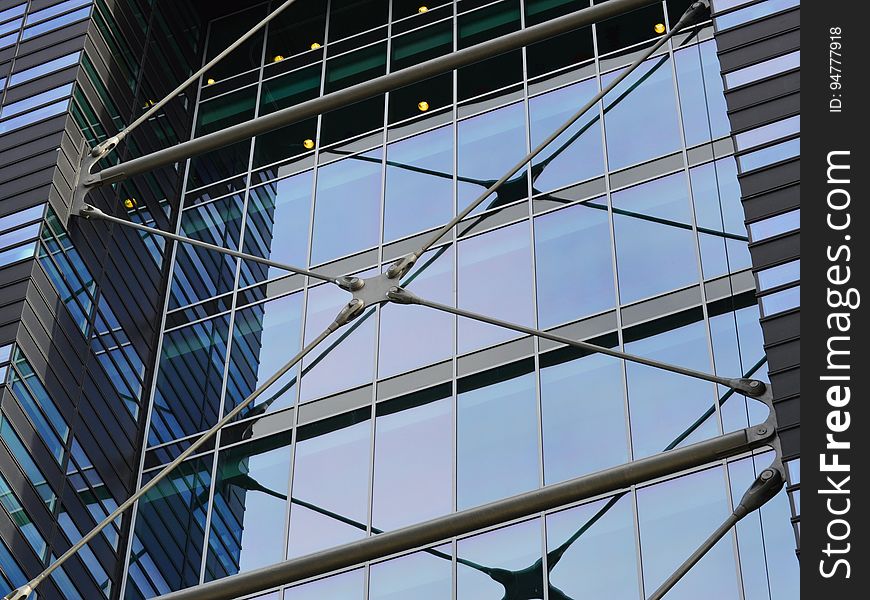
[154,425,771,600]
[87,0,661,187]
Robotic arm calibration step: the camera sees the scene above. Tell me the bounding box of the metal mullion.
[450,4,459,599]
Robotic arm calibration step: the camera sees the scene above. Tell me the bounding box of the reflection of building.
[0,1,800,600]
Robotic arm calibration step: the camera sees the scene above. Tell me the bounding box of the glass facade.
[123,1,798,599]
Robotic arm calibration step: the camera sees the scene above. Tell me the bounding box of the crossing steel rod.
[151,423,772,600]
[387,287,767,397]
[81,0,672,188]
[2,301,366,600]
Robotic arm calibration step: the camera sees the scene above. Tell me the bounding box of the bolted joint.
[332,299,365,329]
[3,585,34,600]
[78,204,106,220]
[734,468,783,517]
[385,253,418,280]
[386,287,419,305]
[729,378,767,398]
[90,136,121,159]
[336,276,365,292]
[685,0,712,24]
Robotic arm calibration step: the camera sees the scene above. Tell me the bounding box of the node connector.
[386,253,418,280]
[734,468,783,517]
[90,135,121,159]
[337,276,365,292]
[386,287,418,305]
[729,378,768,398]
[333,299,365,328]
[78,204,105,219]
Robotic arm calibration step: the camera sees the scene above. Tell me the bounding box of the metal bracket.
[70,144,105,217]
[348,273,404,309]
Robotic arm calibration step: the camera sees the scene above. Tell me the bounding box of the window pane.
[457,519,542,599]
[675,40,731,146]
[747,209,799,242]
[328,0,388,42]
[266,1,326,60]
[735,115,800,150]
[204,5,266,80]
[759,285,799,316]
[284,569,364,600]
[724,51,799,88]
[457,0,523,99]
[534,198,614,327]
[457,367,539,509]
[288,412,370,558]
[612,172,699,303]
[737,138,799,172]
[370,546,452,600]
[756,259,799,291]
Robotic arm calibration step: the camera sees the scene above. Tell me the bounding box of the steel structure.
[3,1,785,599]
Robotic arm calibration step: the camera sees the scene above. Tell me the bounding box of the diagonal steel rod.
[78,203,347,287]
[385,0,711,279]
[2,301,365,600]
[387,288,766,397]
[90,0,302,159]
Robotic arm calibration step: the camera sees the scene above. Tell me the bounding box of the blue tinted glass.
[379,246,454,379]
[458,221,534,353]
[370,546,452,600]
[0,416,57,509]
[0,98,69,134]
[150,315,230,445]
[288,415,370,558]
[759,285,799,316]
[675,40,730,147]
[737,138,799,171]
[130,457,211,596]
[715,0,799,31]
[0,223,39,250]
[735,115,800,150]
[225,292,303,417]
[457,519,542,599]
[724,51,800,88]
[540,352,627,484]
[206,434,292,580]
[546,495,639,598]
[284,569,364,600]
[0,473,47,559]
[8,52,80,86]
[241,172,312,286]
[637,467,739,599]
[170,195,243,308]
[757,259,799,291]
[0,4,25,22]
[747,209,799,242]
[22,5,91,39]
[0,538,26,595]
[301,280,376,402]
[311,152,382,264]
[457,370,539,509]
[529,77,605,192]
[384,125,454,241]
[603,55,682,170]
[373,392,452,530]
[0,241,36,266]
[612,172,699,303]
[457,102,528,212]
[0,17,22,37]
[25,0,90,24]
[625,319,718,458]
[534,198,615,327]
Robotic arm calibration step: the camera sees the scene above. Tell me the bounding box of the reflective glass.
[540,350,628,484]
[735,115,800,150]
[458,102,528,212]
[22,4,91,39]
[457,368,539,509]
[149,315,230,445]
[457,0,523,100]
[0,538,26,597]
[724,51,800,88]
[326,43,387,92]
[311,152,382,264]
[0,98,69,134]
[287,412,371,558]
[8,51,80,87]
[329,0,388,41]
[254,66,320,167]
[737,138,799,172]
[196,87,257,136]
[756,259,799,291]
[0,83,74,119]
[525,0,594,77]
[637,467,739,599]
[529,77,605,193]
[0,472,47,560]
[747,209,799,242]
[0,241,36,266]
[266,1,326,60]
[612,172,699,303]
[458,221,534,353]
[383,125,453,242]
[0,416,57,509]
[625,318,718,458]
[759,285,799,316]
[206,433,292,580]
[284,569,364,600]
[225,292,303,417]
[715,0,799,31]
[204,5,266,81]
[675,40,731,147]
[378,246,454,379]
[373,387,452,530]
[370,546,452,600]
[240,171,313,286]
[534,198,615,327]
[595,3,664,55]
[457,518,542,599]
[546,495,639,598]
[301,280,376,402]
[603,55,682,170]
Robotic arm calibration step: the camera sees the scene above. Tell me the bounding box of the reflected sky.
[370,546,452,600]
[457,519,542,599]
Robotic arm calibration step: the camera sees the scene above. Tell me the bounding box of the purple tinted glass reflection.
[370,546,452,600]
[457,519,542,599]
[284,569,365,600]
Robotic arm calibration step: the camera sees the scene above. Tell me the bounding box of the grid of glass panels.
[127,1,798,598]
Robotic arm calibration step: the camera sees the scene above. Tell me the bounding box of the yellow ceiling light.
[417,100,430,112]
[418,5,428,13]
[303,138,315,150]
[206,78,216,85]
[310,42,321,50]
[654,23,666,34]
[273,54,285,62]
[124,198,137,209]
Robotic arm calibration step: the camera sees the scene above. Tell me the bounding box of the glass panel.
[759,285,799,316]
[747,209,799,242]
[457,519,542,599]
[225,292,303,417]
[288,411,370,558]
[325,43,387,92]
[149,315,230,445]
[0,83,75,119]
[204,5,267,81]
[458,221,534,353]
[383,125,453,242]
[266,1,326,60]
[311,151,382,264]
[205,433,292,580]
[8,51,80,87]
[369,546,452,600]
[328,0,388,41]
[457,0,523,100]
[715,0,799,31]
[602,54,682,171]
[595,3,665,55]
[756,259,799,291]
[525,0,594,77]
[737,138,800,172]
[612,172,699,303]
[546,494,639,598]
[637,467,739,599]
[254,66,320,167]
[675,40,731,147]
[540,349,628,484]
[457,367,539,509]
[196,87,257,136]
[284,569,364,599]
[724,51,800,88]
[373,387,452,531]
[529,77,605,193]
[735,115,800,150]
[534,198,615,327]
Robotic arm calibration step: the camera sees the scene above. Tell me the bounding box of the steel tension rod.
[386,287,767,397]
[2,300,365,600]
[384,0,713,280]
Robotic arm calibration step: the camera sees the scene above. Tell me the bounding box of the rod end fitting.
[735,467,783,517]
[3,584,34,600]
[78,204,104,220]
[337,276,365,292]
[730,378,767,398]
[386,287,418,305]
[386,253,418,280]
[334,299,365,327]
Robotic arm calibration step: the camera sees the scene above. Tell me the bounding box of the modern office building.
[0,1,800,600]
